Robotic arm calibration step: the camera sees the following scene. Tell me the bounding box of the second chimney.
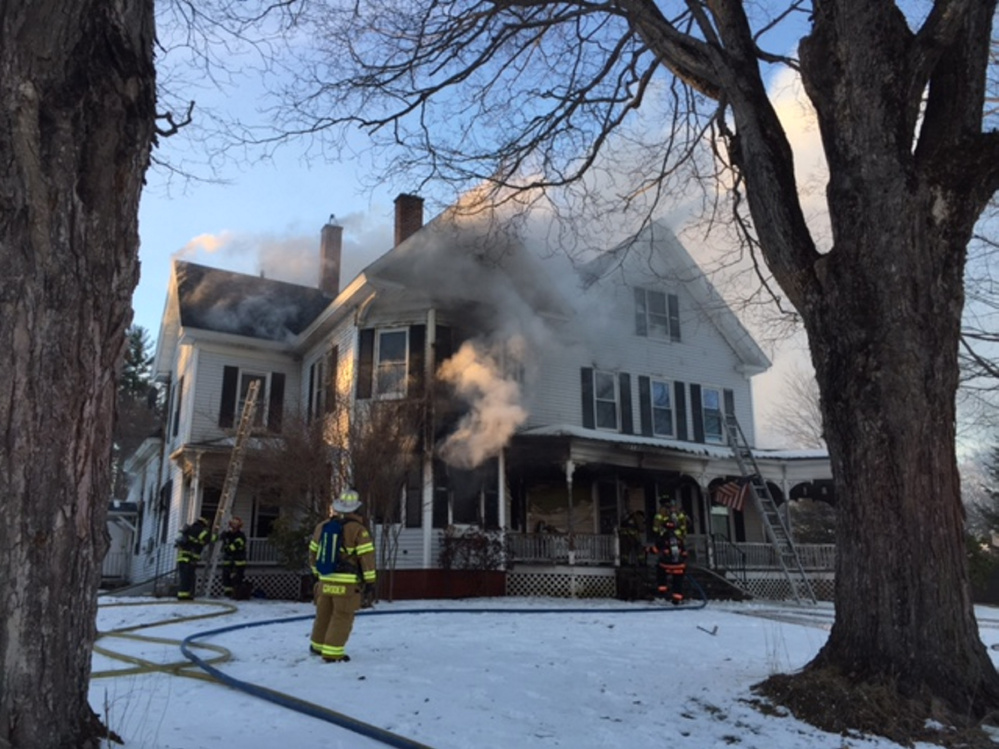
[394,193,424,246]
[320,219,342,296]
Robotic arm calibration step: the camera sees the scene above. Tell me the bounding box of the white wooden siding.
[523,273,759,444]
[186,344,300,445]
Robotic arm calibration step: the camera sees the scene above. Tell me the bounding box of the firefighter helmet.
[333,488,362,514]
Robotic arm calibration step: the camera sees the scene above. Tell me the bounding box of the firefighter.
[649,502,689,604]
[653,499,688,542]
[618,509,645,566]
[308,489,377,662]
[220,516,248,598]
[175,516,215,600]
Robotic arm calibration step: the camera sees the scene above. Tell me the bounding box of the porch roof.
[514,424,829,466]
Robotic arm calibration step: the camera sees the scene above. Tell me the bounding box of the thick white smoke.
[437,338,529,469]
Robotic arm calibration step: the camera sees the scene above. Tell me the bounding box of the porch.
[506,531,834,568]
[506,532,837,600]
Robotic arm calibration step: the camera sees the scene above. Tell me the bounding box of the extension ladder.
[724,413,816,604]
[200,379,260,597]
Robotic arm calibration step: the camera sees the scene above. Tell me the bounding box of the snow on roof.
[517,424,829,462]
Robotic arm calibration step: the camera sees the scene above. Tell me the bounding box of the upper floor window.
[238,372,267,427]
[219,365,285,432]
[357,326,425,401]
[171,376,184,438]
[651,379,674,437]
[375,329,408,398]
[307,358,326,422]
[702,386,724,443]
[594,370,619,430]
[634,288,681,342]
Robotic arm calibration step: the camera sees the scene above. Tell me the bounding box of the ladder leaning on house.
[724,414,817,604]
[200,379,260,597]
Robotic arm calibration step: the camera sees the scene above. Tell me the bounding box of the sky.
[134,81,820,450]
[130,6,834,450]
[90,595,999,749]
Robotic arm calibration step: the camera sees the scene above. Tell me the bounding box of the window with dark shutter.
[675,381,688,440]
[594,371,618,430]
[405,466,423,528]
[409,324,426,397]
[375,329,408,398]
[651,379,674,437]
[638,376,653,436]
[357,328,375,399]
[580,367,595,429]
[691,383,704,443]
[435,325,453,367]
[172,376,184,437]
[268,372,285,432]
[700,386,724,443]
[325,346,339,415]
[668,294,681,342]
[634,288,648,337]
[724,389,735,428]
[619,372,633,434]
[219,366,238,428]
[307,362,318,423]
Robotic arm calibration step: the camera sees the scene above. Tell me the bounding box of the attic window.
[634,288,680,342]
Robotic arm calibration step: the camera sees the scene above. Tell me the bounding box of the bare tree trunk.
[756,0,999,721]
[0,2,155,747]
[808,196,999,712]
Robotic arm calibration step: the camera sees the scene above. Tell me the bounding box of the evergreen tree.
[971,444,999,538]
[112,325,161,499]
[120,325,154,401]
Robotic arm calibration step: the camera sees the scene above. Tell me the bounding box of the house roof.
[174,261,332,341]
[153,261,335,376]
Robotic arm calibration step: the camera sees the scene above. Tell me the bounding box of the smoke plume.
[437,338,529,469]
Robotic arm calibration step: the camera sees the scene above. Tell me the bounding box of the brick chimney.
[320,217,342,296]
[394,193,424,246]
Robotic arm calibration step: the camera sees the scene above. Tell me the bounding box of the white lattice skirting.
[506,566,617,599]
[170,567,833,603]
[735,574,835,602]
[184,570,307,601]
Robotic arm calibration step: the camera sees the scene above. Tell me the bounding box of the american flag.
[714,477,752,512]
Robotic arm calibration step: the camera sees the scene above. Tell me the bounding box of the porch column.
[191,451,202,526]
[697,471,714,569]
[497,450,507,529]
[422,308,437,568]
[565,459,575,533]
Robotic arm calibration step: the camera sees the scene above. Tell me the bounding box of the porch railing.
[506,532,836,572]
[246,537,281,564]
[728,542,836,570]
[506,533,617,565]
[708,534,748,584]
[101,551,130,580]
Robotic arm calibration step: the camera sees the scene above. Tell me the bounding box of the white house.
[119,194,834,601]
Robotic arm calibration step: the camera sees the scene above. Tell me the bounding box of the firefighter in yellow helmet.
[650,499,689,604]
[308,489,377,662]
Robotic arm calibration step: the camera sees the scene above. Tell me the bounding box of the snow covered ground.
[90,596,999,749]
